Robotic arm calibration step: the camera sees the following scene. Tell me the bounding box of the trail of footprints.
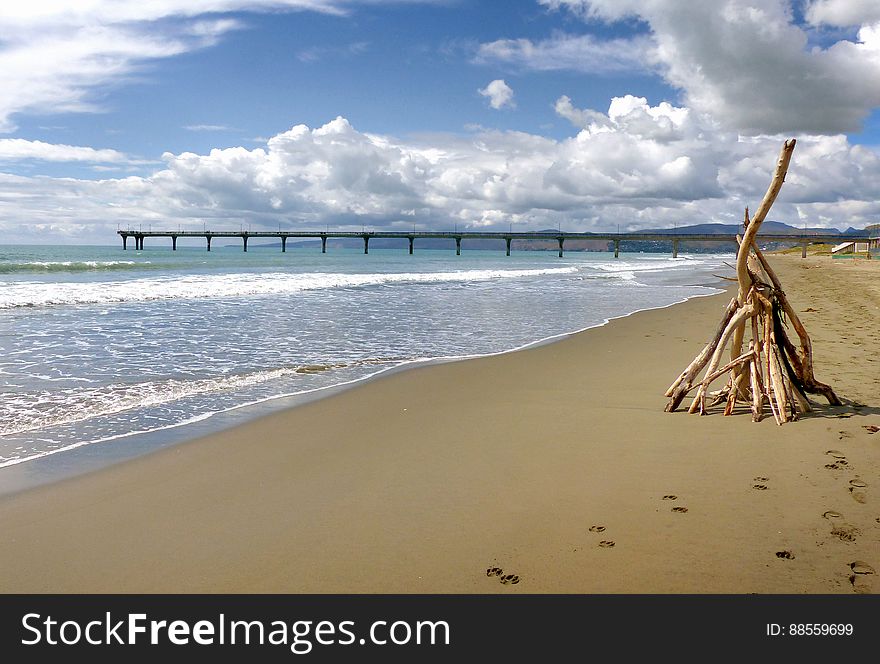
[824,449,868,504]
[750,477,800,561]
[485,425,879,591]
[820,437,876,593]
[484,492,689,586]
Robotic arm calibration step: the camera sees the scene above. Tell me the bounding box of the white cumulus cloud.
[478,79,516,110]
[0,139,129,163]
[805,0,880,26]
[538,0,880,135]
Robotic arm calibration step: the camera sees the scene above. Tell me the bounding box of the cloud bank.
[4,109,880,244]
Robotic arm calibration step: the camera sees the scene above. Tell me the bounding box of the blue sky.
[10,1,670,164]
[2,0,880,242]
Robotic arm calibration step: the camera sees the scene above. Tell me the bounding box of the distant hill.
[639,221,840,235]
[233,220,873,254]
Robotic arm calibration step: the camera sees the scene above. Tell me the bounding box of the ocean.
[0,241,731,491]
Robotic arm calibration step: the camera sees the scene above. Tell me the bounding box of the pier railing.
[117,229,875,258]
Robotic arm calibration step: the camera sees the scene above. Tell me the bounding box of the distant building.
[831,238,879,257]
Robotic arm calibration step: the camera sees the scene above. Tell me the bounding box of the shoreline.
[0,279,724,496]
[0,255,877,593]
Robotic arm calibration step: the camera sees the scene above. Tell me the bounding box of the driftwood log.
[664,139,839,424]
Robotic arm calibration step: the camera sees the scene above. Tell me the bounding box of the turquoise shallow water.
[0,242,731,486]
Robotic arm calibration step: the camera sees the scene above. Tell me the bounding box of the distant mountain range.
[234,221,873,253]
[636,221,869,236]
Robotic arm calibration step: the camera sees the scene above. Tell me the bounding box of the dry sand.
[0,255,877,593]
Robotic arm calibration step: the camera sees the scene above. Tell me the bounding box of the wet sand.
[0,255,877,593]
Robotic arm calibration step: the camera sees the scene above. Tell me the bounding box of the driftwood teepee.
[664,139,839,424]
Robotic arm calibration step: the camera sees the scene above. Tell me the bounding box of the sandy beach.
[0,254,877,594]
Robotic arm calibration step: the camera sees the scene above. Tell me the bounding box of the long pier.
[117,230,871,258]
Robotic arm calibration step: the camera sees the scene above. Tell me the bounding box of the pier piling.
[171,235,177,251]
[206,235,212,252]
[363,235,369,255]
[672,238,679,259]
[614,238,620,259]
[455,237,461,256]
[505,237,511,256]
[243,234,248,252]
[558,237,564,258]
[408,236,414,255]
[281,236,287,253]
[321,235,327,254]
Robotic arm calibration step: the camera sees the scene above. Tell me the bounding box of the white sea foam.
[1,363,360,436]
[0,260,146,274]
[0,267,579,308]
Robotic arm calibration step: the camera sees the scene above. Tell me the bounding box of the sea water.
[0,242,731,487]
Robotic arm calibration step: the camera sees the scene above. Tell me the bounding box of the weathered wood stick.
[735,139,795,304]
[730,222,751,390]
[775,343,798,420]
[683,350,756,392]
[762,310,782,424]
[770,299,812,413]
[749,341,763,421]
[749,139,797,228]
[725,361,750,416]
[688,304,755,414]
[729,367,751,412]
[664,296,738,399]
[780,335,805,381]
[768,340,790,424]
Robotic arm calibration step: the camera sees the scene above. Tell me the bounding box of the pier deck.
[117,230,872,258]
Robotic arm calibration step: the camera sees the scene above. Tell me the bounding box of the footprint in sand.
[826,450,847,459]
[776,551,795,560]
[863,425,879,434]
[662,495,677,501]
[589,525,606,533]
[486,567,503,578]
[831,524,860,542]
[824,510,860,542]
[598,540,615,548]
[500,574,520,585]
[753,483,768,490]
[672,506,688,513]
[825,463,841,470]
[849,491,867,504]
[849,561,875,594]
[848,479,868,504]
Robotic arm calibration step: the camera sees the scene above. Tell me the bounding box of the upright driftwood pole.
[664,139,838,424]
